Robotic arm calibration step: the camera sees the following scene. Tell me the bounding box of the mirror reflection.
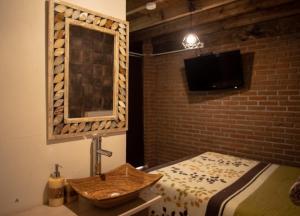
[68,24,114,118]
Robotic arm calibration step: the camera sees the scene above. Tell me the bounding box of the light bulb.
[182,32,204,49]
[186,34,197,44]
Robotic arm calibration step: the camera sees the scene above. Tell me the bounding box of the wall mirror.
[48,0,129,139]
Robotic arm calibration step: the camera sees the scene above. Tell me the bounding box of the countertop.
[12,191,161,216]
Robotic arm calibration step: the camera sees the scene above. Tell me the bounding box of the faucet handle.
[97,149,113,157]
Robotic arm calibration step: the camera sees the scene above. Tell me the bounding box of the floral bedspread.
[148,152,258,216]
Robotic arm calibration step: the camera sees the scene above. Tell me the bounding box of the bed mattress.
[148,152,300,216]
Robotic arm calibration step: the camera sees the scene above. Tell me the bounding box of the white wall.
[0,0,126,214]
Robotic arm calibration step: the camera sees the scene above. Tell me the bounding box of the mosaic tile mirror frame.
[48,0,129,139]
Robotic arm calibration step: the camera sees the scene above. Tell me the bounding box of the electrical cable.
[129,46,203,57]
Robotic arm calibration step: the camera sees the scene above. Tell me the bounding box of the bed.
[147,152,300,216]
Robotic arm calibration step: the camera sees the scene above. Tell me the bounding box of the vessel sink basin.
[68,163,162,208]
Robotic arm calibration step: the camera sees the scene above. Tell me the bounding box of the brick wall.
[143,22,300,167]
[143,40,158,167]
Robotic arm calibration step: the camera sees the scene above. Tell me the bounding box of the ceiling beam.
[127,0,166,16]
[130,0,239,32]
[151,5,300,53]
[130,0,298,41]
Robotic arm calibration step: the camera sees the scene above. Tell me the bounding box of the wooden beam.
[129,0,239,32]
[223,2,300,29]
[131,0,298,41]
[127,0,166,16]
[126,0,148,12]
[150,5,300,53]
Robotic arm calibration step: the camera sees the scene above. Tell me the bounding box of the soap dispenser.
[48,164,64,207]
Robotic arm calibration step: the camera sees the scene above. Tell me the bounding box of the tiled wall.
[69,25,114,117]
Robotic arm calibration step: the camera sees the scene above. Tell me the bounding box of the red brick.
[266,106,287,111]
[248,106,266,111]
[259,101,278,105]
[278,90,299,95]
[249,96,267,101]
[288,107,300,111]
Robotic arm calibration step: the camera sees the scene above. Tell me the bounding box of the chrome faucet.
[92,134,112,180]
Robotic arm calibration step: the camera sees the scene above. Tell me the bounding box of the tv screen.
[184,50,244,91]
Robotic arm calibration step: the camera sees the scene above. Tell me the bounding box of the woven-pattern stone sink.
[68,163,162,208]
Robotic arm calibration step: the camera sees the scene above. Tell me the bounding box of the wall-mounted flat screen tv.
[184,50,244,91]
